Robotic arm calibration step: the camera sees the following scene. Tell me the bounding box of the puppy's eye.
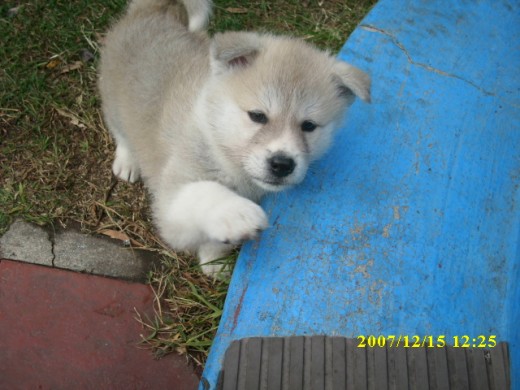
[301,120,317,132]
[248,111,268,124]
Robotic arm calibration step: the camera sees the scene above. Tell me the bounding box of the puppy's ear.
[332,61,371,103]
[210,32,261,74]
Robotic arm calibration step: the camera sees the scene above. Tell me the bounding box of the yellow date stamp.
[357,335,497,348]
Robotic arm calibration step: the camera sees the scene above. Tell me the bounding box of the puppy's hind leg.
[103,111,141,183]
[112,139,141,183]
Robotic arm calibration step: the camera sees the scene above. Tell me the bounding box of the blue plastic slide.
[201,0,520,388]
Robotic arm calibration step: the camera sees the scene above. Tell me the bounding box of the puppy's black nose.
[268,154,296,178]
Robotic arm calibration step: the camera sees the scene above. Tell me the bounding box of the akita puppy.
[99,0,371,275]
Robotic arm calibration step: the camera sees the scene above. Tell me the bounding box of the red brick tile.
[0,259,199,389]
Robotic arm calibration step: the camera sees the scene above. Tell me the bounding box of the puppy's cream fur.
[99,0,371,275]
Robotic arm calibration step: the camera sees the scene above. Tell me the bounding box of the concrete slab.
[0,220,159,282]
[0,219,53,266]
[53,229,154,281]
[0,259,200,390]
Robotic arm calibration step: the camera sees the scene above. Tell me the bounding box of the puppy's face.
[205,33,371,191]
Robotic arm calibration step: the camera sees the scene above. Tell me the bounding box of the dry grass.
[135,253,235,366]
[1,0,376,366]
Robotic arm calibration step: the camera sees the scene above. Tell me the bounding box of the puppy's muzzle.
[268,153,296,178]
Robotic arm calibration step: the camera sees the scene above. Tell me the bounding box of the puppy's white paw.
[112,145,140,183]
[198,242,234,278]
[200,263,229,279]
[204,197,268,245]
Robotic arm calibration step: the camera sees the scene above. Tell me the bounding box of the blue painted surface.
[201,0,520,388]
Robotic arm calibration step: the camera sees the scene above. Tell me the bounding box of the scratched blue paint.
[201,0,520,388]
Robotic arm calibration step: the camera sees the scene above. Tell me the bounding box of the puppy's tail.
[182,0,213,31]
[127,0,212,32]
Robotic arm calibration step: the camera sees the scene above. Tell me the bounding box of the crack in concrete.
[48,229,56,267]
[360,24,496,96]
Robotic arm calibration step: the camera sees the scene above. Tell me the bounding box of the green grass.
[1,0,127,232]
[1,0,376,365]
[137,254,234,365]
[210,0,375,50]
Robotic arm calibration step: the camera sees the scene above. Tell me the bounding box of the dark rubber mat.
[216,336,510,390]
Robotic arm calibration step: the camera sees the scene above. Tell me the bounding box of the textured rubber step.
[216,336,510,390]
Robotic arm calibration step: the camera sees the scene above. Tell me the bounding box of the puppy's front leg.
[197,241,235,277]
[158,181,268,274]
